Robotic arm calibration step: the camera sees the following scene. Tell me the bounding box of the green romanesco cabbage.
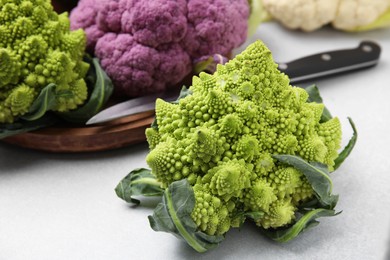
[0,0,89,123]
[145,40,342,236]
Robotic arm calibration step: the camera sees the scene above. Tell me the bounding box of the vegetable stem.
[165,187,207,253]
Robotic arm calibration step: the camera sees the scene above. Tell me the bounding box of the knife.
[86,40,381,125]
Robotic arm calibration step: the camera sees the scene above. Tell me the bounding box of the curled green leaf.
[333,117,357,170]
[22,83,58,121]
[273,155,338,209]
[263,208,339,242]
[115,168,163,205]
[148,179,224,253]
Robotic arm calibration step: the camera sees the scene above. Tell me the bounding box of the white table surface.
[1,22,390,260]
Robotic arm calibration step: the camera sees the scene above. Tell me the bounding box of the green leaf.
[298,197,321,210]
[305,85,323,103]
[0,114,59,139]
[243,211,264,221]
[273,155,338,209]
[148,179,224,253]
[150,118,158,130]
[233,211,264,227]
[172,85,192,104]
[333,117,357,170]
[22,83,58,121]
[60,58,114,123]
[263,208,339,242]
[305,85,332,122]
[115,168,163,205]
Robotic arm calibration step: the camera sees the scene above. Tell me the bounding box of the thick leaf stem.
[164,187,207,253]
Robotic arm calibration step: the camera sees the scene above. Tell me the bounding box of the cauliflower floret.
[262,0,339,31]
[333,0,390,30]
[70,0,250,98]
[263,0,390,31]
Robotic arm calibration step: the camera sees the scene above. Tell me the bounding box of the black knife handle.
[278,41,381,83]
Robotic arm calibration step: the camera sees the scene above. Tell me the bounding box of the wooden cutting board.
[2,111,155,153]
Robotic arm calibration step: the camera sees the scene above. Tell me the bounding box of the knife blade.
[86,40,381,125]
[85,90,178,126]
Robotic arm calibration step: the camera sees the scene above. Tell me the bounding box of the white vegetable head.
[262,0,339,31]
[263,0,390,31]
[333,0,390,30]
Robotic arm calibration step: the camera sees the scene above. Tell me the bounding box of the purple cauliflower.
[70,0,249,98]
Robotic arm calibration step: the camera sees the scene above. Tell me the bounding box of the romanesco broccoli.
[117,40,357,253]
[144,40,341,235]
[0,0,88,123]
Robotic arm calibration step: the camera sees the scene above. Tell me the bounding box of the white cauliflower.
[333,0,390,30]
[263,0,390,31]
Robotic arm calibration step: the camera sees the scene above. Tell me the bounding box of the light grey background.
[1,22,390,260]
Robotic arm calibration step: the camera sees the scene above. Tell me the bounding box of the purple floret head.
[95,33,191,97]
[70,0,106,50]
[70,0,249,98]
[124,0,188,48]
[183,0,250,58]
